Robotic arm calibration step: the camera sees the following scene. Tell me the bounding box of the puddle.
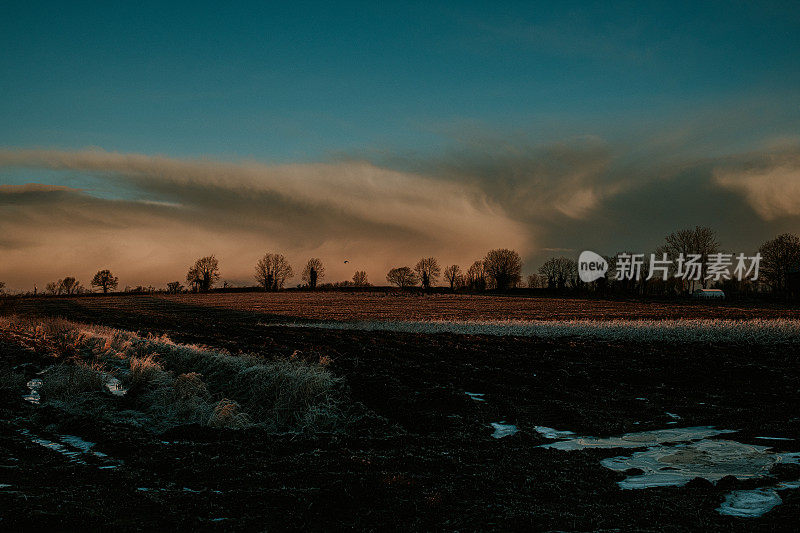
[465,392,486,402]
[20,429,122,469]
[539,425,800,518]
[490,422,518,439]
[534,426,577,439]
[718,488,783,517]
[23,375,126,403]
[104,376,127,396]
[600,440,797,488]
[23,378,43,404]
[539,426,733,450]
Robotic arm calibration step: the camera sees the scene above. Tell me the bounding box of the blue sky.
[2,1,798,162]
[1,2,799,289]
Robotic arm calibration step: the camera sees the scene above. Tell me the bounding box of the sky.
[1,1,799,290]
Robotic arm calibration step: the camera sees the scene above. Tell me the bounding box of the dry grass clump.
[232,359,340,427]
[129,354,163,386]
[208,398,251,429]
[39,361,107,400]
[2,315,347,432]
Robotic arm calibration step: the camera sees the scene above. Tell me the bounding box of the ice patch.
[718,488,783,518]
[23,378,43,405]
[465,392,486,402]
[490,422,518,439]
[104,376,126,396]
[534,426,577,439]
[540,424,800,517]
[539,426,733,451]
[601,440,785,489]
[20,429,122,469]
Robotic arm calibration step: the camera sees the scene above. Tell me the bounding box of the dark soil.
[1,296,799,531]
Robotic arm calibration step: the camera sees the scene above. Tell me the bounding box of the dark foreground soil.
[1,296,800,531]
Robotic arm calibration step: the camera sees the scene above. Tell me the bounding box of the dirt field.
[2,293,799,531]
[9,291,800,322]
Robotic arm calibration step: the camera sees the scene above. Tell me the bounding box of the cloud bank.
[1,139,799,291]
[0,149,526,289]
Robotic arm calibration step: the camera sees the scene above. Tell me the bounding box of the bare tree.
[186,266,201,292]
[58,277,82,295]
[662,226,720,292]
[483,249,522,290]
[414,257,441,290]
[255,253,293,291]
[186,255,220,292]
[301,258,325,289]
[527,273,541,288]
[91,269,119,294]
[443,264,462,290]
[166,281,183,294]
[759,233,800,294]
[538,257,575,290]
[386,266,417,289]
[466,260,487,291]
[352,271,369,286]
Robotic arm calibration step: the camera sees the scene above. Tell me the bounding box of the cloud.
[713,147,800,220]
[0,148,527,289]
[1,138,799,291]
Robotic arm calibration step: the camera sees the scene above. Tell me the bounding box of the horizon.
[2,2,800,291]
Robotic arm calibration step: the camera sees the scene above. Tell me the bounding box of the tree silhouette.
[352,271,369,286]
[414,257,441,290]
[386,267,417,288]
[186,255,220,292]
[484,249,522,290]
[255,253,293,291]
[91,269,119,293]
[301,258,325,289]
[759,233,800,294]
[167,281,183,294]
[466,261,486,291]
[662,226,720,292]
[538,257,574,290]
[443,265,461,290]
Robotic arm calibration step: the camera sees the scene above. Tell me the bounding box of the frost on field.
[270,318,800,344]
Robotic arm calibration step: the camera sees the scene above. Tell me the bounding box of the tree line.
[4,230,799,297]
[532,228,800,297]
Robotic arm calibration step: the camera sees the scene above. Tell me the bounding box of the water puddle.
[539,426,733,451]
[538,425,800,518]
[599,440,797,488]
[718,488,783,517]
[20,429,122,469]
[23,374,126,404]
[23,378,42,404]
[104,376,126,396]
[464,392,486,402]
[534,426,576,439]
[490,422,518,439]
